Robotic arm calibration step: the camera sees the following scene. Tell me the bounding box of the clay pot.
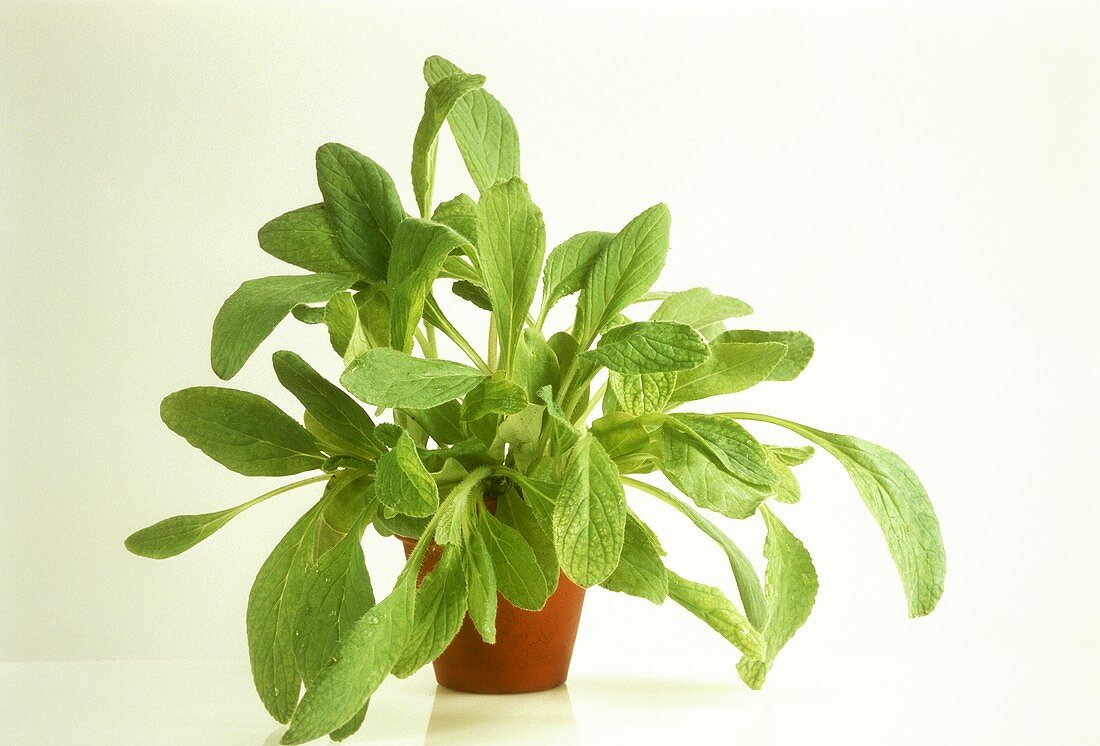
[398,533,585,694]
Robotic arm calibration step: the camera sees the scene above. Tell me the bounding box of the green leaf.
[272,351,381,458]
[329,705,368,742]
[211,274,354,379]
[432,194,479,246]
[509,474,559,537]
[536,385,581,451]
[601,513,668,603]
[315,142,407,282]
[540,231,613,317]
[451,280,492,311]
[321,293,356,357]
[583,321,709,374]
[388,218,471,352]
[281,573,416,744]
[464,528,498,643]
[771,445,814,466]
[247,501,323,723]
[715,330,814,381]
[412,73,486,217]
[476,178,545,372]
[341,349,487,409]
[291,303,327,325]
[669,342,787,404]
[513,328,560,400]
[552,434,627,587]
[460,376,529,421]
[671,414,777,487]
[575,204,671,344]
[293,523,375,686]
[496,491,559,593]
[609,371,676,416]
[258,203,359,276]
[423,56,520,193]
[313,471,374,558]
[667,571,765,661]
[479,509,550,611]
[496,404,545,472]
[736,507,818,689]
[650,287,753,330]
[161,387,324,476]
[393,544,467,678]
[653,420,770,520]
[766,450,802,504]
[124,505,241,559]
[727,414,946,617]
[402,400,465,446]
[375,431,439,518]
[589,412,651,464]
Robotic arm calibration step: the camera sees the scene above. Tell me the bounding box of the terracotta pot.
[398,534,585,694]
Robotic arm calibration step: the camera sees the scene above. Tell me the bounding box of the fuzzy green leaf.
[412,73,486,217]
[667,571,765,661]
[460,376,529,421]
[211,274,354,379]
[375,431,439,518]
[583,321,709,374]
[315,143,407,282]
[715,330,814,381]
[476,178,545,372]
[479,510,550,611]
[258,203,359,276]
[464,529,498,643]
[670,342,787,404]
[281,573,416,744]
[393,544,467,678]
[575,204,671,344]
[540,231,613,317]
[552,435,627,587]
[423,56,520,193]
[341,349,486,409]
[161,387,324,476]
[650,287,753,329]
[737,507,818,688]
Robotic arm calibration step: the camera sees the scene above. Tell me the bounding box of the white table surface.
[3,649,1096,745]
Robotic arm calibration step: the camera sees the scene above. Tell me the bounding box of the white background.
[2,1,1097,743]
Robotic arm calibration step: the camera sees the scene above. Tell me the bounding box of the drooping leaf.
[341,349,487,409]
[451,280,492,311]
[464,528,498,643]
[247,502,323,723]
[315,143,407,282]
[552,434,627,587]
[583,321,709,374]
[667,571,765,661]
[669,342,787,404]
[411,73,486,217]
[293,523,375,686]
[313,471,374,558]
[575,204,671,344]
[650,287,753,330]
[737,507,818,689]
[211,274,354,379]
[291,304,327,325]
[281,573,416,744]
[460,376,529,421]
[423,56,520,193]
[125,504,246,559]
[392,544,467,678]
[388,218,471,352]
[540,231,613,317]
[609,371,676,416]
[272,351,381,458]
[496,491,559,593]
[479,509,550,610]
[476,178,545,372]
[727,414,946,617]
[715,330,814,381]
[671,414,777,487]
[375,430,440,518]
[258,203,360,276]
[601,513,668,604]
[161,387,324,476]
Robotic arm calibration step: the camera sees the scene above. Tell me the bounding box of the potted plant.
[125,55,946,744]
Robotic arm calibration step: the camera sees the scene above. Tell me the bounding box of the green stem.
[238,474,333,513]
[487,316,499,371]
[572,380,607,428]
[426,298,490,372]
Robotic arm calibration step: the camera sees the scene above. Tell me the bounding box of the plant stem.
[572,380,607,428]
[426,298,490,372]
[487,316,499,371]
[238,473,332,513]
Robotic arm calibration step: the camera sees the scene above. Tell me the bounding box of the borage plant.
[126,56,946,743]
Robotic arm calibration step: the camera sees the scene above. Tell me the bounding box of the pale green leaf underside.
[670,341,787,403]
[411,72,485,217]
[716,330,814,381]
[341,349,486,409]
[667,571,765,661]
[650,287,753,329]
